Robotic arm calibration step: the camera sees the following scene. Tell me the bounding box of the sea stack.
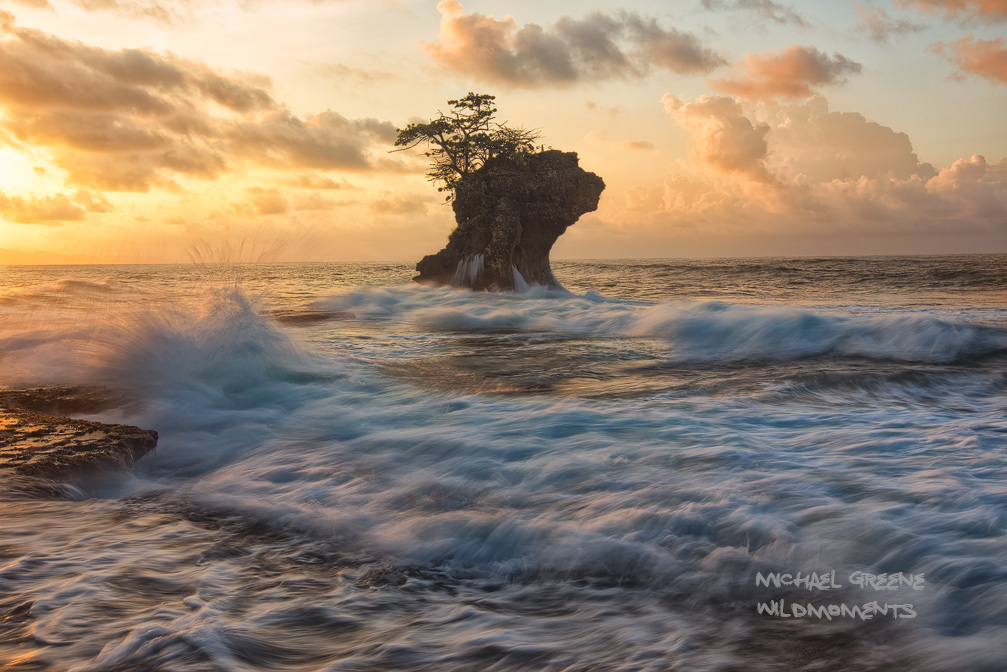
[414,150,605,292]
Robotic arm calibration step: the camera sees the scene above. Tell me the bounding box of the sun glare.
[0,148,37,192]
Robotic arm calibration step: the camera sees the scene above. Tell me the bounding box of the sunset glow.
[1,0,1004,264]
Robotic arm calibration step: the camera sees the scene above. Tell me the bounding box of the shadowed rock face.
[414,150,605,292]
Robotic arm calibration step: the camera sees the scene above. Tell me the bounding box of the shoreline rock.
[0,386,157,479]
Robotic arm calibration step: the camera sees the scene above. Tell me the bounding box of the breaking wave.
[315,286,1007,364]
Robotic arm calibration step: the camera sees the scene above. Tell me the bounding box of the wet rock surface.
[414,150,605,291]
[0,386,157,478]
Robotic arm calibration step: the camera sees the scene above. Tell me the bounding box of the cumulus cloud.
[855,4,926,41]
[0,12,402,194]
[0,190,85,223]
[926,154,1007,216]
[767,96,934,182]
[422,0,725,87]
[662,94,775,183]
[701,0,808,26]
[0,184,115,224]
[652,93,1006,233]
[930,35,1007,83]
[709,45,862,100]
[71,188,114,212]
[247,187,289,215]
[898,0,1007,22]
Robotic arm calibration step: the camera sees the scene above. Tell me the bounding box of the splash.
[450,254,485,289]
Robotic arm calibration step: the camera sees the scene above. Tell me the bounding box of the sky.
[0,0,1005,263]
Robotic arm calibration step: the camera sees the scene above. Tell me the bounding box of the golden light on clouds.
[0,0,1004,263]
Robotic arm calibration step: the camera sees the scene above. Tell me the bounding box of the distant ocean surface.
[1,255,1006,671]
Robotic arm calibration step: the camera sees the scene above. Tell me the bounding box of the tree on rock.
[397,94,605,292]
[393,93,540,201]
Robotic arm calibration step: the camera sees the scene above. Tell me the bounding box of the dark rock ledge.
[0,386,157,479]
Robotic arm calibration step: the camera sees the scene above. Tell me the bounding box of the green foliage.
[393,93,541,200]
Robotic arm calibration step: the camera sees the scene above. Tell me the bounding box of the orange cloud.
[767,96,933,182]
[652,94,1006,234]
[855,4,926,41]
[622,140,657,152]
[927,154,1007,216]
[930,35,1007,83]
[0,12,402,194]
[423,0,725,87]
[0,190,85,224]
[247,188,289,215]
[709,45,862,100]
[286,174,355,190]
[898,0,1007,21]
[369,193,431,215]
[662,94,775,183]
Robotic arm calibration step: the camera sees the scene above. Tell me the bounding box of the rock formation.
[0,386,157,479]
[414,150,605,291]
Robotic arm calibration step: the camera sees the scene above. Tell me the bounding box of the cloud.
[926,154,1007,216]
[898,0,1007,22]
[422,0,725,87]
[70,0,182,25]
[622,140,657,152]
[286,174,355,190]
[662,94,775,183]
[227,110,396,171]
[701,0,808,26]
[0,190,86,223]
[290,192,355,211]
[10,0,53,9]
[0,13,402,193]
[767,96,934,182]
[248,188,289,215]
[369,193,431,215]
[855,4,926,41]
[709,45,862,100]
[64,0,370,25]
[930,35,1007,83]
[651,94,1005,234]
[71,189,114,212]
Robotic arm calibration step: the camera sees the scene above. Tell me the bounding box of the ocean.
[1,255,1006,671]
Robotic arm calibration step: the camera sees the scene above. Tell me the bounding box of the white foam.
[315,287,1007,364]
[2,273,1005,672]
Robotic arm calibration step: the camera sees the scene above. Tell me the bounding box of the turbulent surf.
[1,255,1005,671]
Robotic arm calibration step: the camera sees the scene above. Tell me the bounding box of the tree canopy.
[393,93,540,200]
